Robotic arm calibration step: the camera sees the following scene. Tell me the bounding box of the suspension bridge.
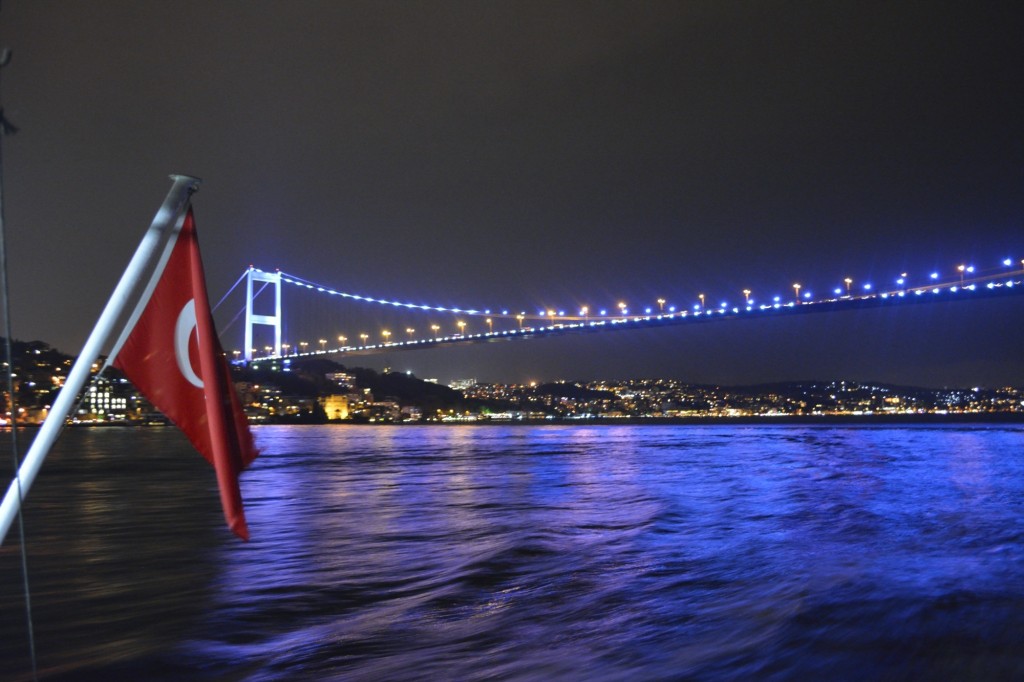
[215,258,1024,365]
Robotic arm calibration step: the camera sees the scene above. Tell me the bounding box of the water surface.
[2,424,1023,680]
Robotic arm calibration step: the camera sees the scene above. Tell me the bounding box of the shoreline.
[5,413,1021,429]
[272,412,1024,426]
[432,413,1024,426]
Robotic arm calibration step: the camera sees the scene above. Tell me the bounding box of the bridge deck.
[246,272,1023,362]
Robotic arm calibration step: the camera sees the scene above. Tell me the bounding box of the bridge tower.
[244,268,282,362]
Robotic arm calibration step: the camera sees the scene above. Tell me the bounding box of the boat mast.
[0,12,37,678]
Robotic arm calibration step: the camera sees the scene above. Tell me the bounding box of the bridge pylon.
[244,267,282,362]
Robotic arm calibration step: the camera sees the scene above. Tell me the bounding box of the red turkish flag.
[113,208,258,540]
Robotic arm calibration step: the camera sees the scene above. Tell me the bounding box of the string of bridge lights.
[246,258,1023,357]
[274,258,1024,320]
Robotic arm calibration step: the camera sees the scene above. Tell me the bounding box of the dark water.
[2,424,1023,681]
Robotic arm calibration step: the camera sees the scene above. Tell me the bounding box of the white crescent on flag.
[175,299,204,388]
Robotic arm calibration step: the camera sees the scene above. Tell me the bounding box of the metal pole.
[244,268,254,362]
[0,174,200,545]
[273,271,282,356]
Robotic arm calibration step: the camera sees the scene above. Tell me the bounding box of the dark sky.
[2,1,1022,386]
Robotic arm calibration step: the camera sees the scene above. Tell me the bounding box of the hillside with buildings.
[0,340,1021,425]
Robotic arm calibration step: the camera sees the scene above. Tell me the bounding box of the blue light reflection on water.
[185,424,1024,681]
[1,424,1023,680]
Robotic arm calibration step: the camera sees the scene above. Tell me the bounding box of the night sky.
[2,2,1022,387]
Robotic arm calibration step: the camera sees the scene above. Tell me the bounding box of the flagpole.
[0,174,201,545]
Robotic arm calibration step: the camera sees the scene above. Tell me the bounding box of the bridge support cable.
[272,269,1024,360]
[211,268,250,313]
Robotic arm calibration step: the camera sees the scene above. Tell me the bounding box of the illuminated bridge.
[217,259,1024,364]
